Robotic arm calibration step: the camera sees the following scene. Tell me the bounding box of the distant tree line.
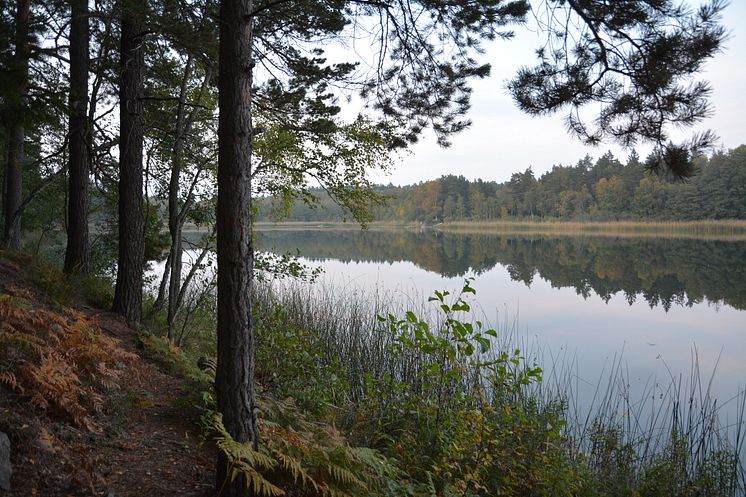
[257,145,746,223]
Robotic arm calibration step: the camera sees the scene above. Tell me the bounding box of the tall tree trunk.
[112,6,145,325]
[166,56,192,340]
[64,0,90,273]
[166,63,212,337]
[2,0,30,250]
[3,127,24,250]
[216,0,257,494]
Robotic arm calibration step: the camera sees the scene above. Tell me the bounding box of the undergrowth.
[0,288,136,431]
[203,396,423,497]
[243,279,745,496]
[138,333,209,385]
[25,256,115,309]
[4,251,741,495]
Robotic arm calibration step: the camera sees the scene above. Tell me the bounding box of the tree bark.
[216,0,257,494]
[166,64,212,338]
[112,6,145,325]
[2,0,30,250]
[64,0,90,274]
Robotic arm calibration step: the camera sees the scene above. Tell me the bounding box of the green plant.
[636,434,739,497]
[254,296,348,417]
[203,394,421,497]
[138,333,209,384]
[361,280,578,496]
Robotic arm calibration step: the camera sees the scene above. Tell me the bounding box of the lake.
[254,227,746,424]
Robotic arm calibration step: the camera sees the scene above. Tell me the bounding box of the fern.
[275,450,320,491]
[0,292,135,429]
[0,371,22,393]
[211,413,286,496]
[205,395,418,497]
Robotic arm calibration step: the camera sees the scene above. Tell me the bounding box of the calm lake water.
[254,228,746,421]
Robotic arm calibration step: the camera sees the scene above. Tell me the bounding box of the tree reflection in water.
[256,229,746,312]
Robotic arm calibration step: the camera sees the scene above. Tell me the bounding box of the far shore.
[184,221,424,232]
[435,219,746,240]
[182,219,746,241]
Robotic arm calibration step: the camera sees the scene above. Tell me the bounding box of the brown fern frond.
[5,285,34,300]
[0,281,134,431]
[0,371,22,393]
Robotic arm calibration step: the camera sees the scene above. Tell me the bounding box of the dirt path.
[95,314,215,497]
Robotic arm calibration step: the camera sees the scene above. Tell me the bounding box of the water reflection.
[255,229,746,312]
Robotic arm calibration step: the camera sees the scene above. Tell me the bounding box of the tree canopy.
[258,146,746,223]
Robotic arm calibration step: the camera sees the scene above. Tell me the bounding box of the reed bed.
[254,279,436,401]
[254,278,746,494]
[438,219,746,241]
[254,221,418,231]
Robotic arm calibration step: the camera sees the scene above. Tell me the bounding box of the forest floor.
[0,250,215,497]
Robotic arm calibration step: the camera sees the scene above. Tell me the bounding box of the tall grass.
[254,279,431,402]
[539,345,746,494]
[254,278,746,495]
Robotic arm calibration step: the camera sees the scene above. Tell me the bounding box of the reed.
[254,278,746,495]
[253,221,419,231]
[438,219,746,241]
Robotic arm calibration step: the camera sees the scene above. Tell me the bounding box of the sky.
[369,1,746,186]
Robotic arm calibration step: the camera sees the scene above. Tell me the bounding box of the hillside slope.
[0,251,214,497]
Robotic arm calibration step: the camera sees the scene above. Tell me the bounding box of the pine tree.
[63,0,90,274]
[112,0,146,325]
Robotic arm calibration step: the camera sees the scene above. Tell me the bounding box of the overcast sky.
[368,1,746,186]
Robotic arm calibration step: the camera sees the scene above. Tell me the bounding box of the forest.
[1,0,743,496]
[257,146,746,223]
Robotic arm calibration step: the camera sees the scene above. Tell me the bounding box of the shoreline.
[435,219,746,241]
[185,219,746,241]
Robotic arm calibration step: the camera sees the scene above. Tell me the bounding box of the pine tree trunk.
[216,0,258,494]
[3,127,23,250]
[2,0,30,250]
[112,8,145,325]
[64,0,90,274]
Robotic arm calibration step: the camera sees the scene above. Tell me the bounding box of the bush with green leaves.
[253,293,350,418]
[355,280,582,496]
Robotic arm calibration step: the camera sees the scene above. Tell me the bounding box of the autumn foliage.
[0,287,136,430]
